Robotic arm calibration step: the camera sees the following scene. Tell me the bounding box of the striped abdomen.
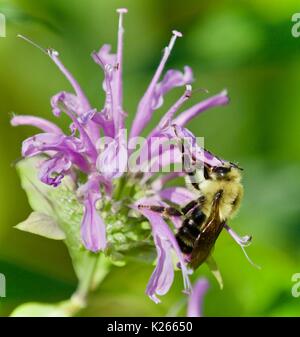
[176,207,206,254]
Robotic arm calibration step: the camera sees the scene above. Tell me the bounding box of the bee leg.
[214,190,223,201]
[137,205,182,217]
[181,200,198,214]
[172,125,205,190]
[181,195,205,215]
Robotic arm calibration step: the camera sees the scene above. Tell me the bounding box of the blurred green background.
[1,0,300,316]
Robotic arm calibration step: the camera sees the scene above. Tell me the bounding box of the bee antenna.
[230,161,243,171]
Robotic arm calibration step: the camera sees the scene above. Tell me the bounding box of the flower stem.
[71,254,110,312]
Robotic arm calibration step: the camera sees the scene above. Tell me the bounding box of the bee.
[175,163,243,269]
[138,152,243,270]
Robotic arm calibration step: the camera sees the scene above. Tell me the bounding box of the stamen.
[130,29,183,138]
[114,8,128,130]
[166,30,183,58]
[116,8,128,14]
[18,35,92,119]
[47,48,59,57]
[193,87,210,95]
[173,89,229,127]
[225,224,261,269]
[185,84,193,97]
[172,30,183,38]
[49,52,91,113]
[17,34,48,55]
[159,84,192,131]
[240,245,261,270]
[155,86,211,139]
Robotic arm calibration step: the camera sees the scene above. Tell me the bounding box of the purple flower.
[133,200,191,303]
[96,129,128,180]
[187,278,210,317]
[78,174,107,252]
[12,8,251,305]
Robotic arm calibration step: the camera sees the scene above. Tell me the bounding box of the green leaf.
[16,157,105,285]
[206,255,223,290]
[15,211,66,240]
[16,158,55,216]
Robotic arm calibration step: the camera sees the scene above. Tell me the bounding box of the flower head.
[12,8,253,304]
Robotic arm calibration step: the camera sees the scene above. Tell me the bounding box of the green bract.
[12,157,154,316]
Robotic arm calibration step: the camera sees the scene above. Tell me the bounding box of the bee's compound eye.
[212,166,231,176]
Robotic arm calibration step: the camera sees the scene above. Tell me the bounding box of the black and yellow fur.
[176,163,243,268]
[138,163,243,270]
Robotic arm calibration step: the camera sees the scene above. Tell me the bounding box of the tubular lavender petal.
[224,224,260,269]
[17,34,99,142]
[158,84,192,131]
[187,278,209,317]
[11,115,63,134]
[173,90,229,127]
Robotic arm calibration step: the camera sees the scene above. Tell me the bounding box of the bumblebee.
[175,163,243,269]
[138,155,243,270]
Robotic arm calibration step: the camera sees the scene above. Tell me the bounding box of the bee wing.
[190,191,224,270]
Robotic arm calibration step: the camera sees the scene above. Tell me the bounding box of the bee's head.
[207,163,242,182]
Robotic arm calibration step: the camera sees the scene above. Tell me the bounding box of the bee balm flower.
[12,8,250,305]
